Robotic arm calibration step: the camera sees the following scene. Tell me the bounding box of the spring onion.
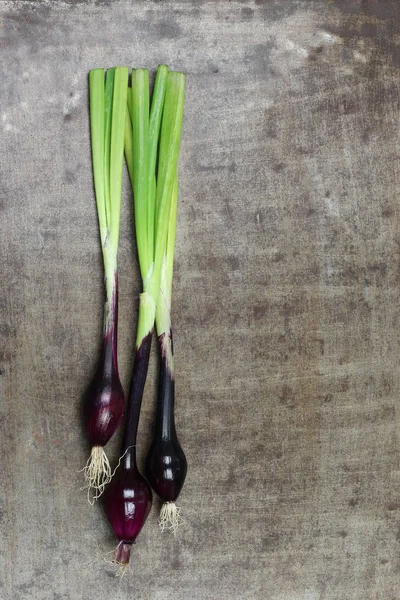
[145,175,187,533]
[82,67,128,502]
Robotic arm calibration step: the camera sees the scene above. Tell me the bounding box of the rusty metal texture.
[1,1,400,598]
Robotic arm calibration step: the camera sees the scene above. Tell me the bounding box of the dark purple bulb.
[83,333,125,447]
[145,438,187,502]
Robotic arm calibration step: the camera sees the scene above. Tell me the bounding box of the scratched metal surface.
[1,0,400,598]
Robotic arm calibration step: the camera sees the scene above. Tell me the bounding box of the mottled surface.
[1,0,400,598]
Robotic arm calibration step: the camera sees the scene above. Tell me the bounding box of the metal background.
[1,1,400,598]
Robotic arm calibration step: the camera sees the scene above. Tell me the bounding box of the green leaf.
[131,69,150,280]
[109,66,129,252]
[148,64,169,264]
[89,69,107,246]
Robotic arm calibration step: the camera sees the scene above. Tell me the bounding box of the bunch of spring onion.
[102,66,187,569]
[82,67,128,502]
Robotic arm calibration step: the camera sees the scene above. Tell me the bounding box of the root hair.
[159,502,183,534]
[80,446,112,504]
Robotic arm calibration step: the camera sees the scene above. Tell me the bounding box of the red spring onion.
[145,177,187,532]
[82,67,128,501]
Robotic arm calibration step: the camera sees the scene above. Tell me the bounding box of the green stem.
[124,106,134,185]
[89,69,107,246]
[131,69,150,281]
[148,65,169,264]
[165,176,178,308]
[89,67,127,330]
[109,67,129,252]
[156,176,178,337]
[103,68,115,232]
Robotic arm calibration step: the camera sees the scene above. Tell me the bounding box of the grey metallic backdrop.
[1,1,400,599]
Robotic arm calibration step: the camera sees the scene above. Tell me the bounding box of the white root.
[80,445,112,504]
[102,555,132,579]
[159,502,183,534]
[114,562,132,579]
[80,445,135,505]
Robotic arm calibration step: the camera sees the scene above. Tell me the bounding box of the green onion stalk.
[82,67,128,502]
[102,67,186,565]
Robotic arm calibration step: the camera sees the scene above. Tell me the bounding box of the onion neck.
[156,331,177,440]
[101,271,119,377]
[155,267,176,440]
[122,292,156,469]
